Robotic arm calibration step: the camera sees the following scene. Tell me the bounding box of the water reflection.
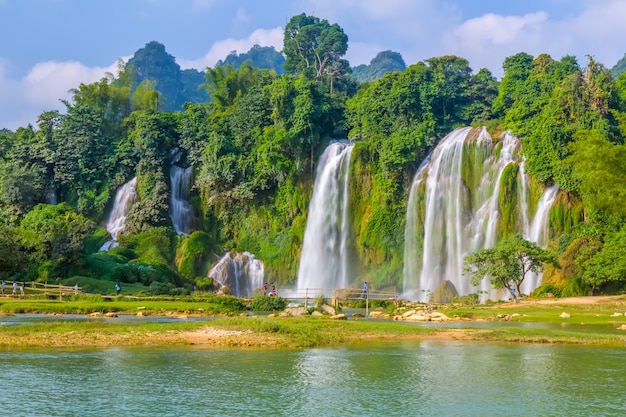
[0,342,624,416]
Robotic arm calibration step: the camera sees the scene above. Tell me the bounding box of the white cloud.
[0,59,118,131]
[178,27,284,70]
[451,12,548,46]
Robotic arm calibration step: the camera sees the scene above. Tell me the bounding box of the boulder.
[430,280,459,304]
[369,311,383,318]
[559,312,571,318]
[405,314,430,322]
[330,313,347,320]
[311,311,324,317]
[322,304,336,315]
[430,311,449,320]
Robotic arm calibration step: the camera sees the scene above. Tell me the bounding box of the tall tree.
[283,13,349,83]
[464,233,558,296]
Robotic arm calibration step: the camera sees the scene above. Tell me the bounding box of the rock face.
[430,280,459,304]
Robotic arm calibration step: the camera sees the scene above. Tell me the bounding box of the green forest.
[2,13,626,297]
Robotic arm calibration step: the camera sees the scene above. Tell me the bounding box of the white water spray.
[169,165,194,235]
[208,251,265,297]
[99,177,138,251]
[296,142,354,296]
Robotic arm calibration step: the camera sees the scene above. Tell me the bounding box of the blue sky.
[1,0,625,130]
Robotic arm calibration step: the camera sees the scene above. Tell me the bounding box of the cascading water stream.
[296,141,354,296]
[99,177,138,251]
[208,251,265,297]
[403,127,557,302]
[521,185,559,293]
[169,165,194,235]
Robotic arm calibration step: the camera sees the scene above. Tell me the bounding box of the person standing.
[20,281,25,296]
[1,280,5,295]
[363,282,368,298]
[115,282,122,295]
[12,281,17,295]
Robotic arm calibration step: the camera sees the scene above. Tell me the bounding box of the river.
[0,340,624,416]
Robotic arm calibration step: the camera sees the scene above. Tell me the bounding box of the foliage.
[463,233,558,295]
[18,203,96,275]
[579,225,626,294]
[250,295,287,311]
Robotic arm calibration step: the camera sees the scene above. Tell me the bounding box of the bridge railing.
[277,287,398,316]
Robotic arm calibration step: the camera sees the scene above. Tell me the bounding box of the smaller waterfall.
[296,141,354,296]
[169,165,194,235]
[45,189,57,205]
[99,177,138,251]
[208,251,265,297]
[521,185,559,293]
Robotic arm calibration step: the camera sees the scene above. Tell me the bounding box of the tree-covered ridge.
[217,45,286,75]
[351,50,407,82]
[1,13,626,297]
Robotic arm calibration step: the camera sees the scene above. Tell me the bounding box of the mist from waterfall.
[99,177,138,251]
[169,165,194,235]
[208,251,265,297]
[296,141,354,296]
[403,127,558,301]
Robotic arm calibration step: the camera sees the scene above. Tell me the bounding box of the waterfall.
[208,251,265,297]
[99,177,138,251]
[45,189,57,205]
[521,185,559,293]
[403,127,557,301]
[169,165,194,235]
[296,141,354,296]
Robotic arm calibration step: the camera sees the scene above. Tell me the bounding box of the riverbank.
[0,295,624,349]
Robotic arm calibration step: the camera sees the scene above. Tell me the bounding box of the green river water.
[0,339,624,416]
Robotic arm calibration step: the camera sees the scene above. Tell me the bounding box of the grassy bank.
[0,295,625,349]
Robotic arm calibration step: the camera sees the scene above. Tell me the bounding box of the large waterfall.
[296,141,354,296]
[403,127,558,301]
[99,177,138,251]
[169,165,194,235]
[208,251,265,297]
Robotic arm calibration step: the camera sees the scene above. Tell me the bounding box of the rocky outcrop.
[430,280,459,304]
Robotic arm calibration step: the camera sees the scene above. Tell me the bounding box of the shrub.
[250,295,287,311]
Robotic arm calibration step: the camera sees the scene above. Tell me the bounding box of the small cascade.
[99,177,138,251]
[208,251,265,297]
[521,185,559,293]
[296,141,354,296]
[45,189,57,205]
[169,165,194,235]
[403,127,557,301]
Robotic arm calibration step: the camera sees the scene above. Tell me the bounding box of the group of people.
[262,282,277,297]
[1,280,25,296]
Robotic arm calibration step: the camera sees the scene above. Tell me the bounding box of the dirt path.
[517,295,626,305]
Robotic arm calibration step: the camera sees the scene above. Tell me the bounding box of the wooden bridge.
[1,280,81,300]
[278,287,399,316]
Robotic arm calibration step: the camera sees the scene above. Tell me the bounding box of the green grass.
[0,294,245,315]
